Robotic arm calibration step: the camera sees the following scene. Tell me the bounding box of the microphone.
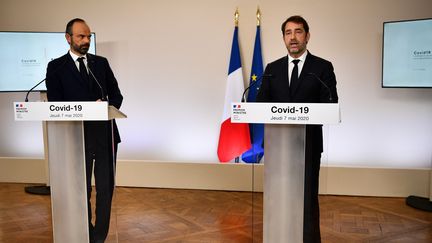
[25,58,68,102]
[25,78,45,102]
[241,74,273,102]
[307,72,333,102]
[88,60,107,101]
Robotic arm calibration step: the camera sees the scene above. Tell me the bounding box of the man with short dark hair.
[46,18,123,243]
[257,15,338,243]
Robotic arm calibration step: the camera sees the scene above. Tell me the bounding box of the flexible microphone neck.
[307,72,333,102]
[88,65,107,101]
[241,74,272,102]
[25,78,45,102]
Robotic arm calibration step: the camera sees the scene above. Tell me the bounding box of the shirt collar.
[288,50,308,64]
[69,50,86,62]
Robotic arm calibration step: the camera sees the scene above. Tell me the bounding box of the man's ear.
[65,33,71,45]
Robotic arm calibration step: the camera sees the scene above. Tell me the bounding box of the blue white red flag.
[217,25,251,163]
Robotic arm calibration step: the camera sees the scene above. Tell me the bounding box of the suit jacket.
[256,52,338,154]
[45,53,123,143]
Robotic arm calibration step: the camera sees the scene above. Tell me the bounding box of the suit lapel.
[87,54,95,73]
[290,52,312,97]
[300,52,313,80]
[280,56,290,97]
[64,53,88,87]
[86,54,95,91]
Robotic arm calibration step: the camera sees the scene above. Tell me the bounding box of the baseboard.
[0,158,430,197]
[115,161,263,191]
[0,157,47,183]
[320,166,430,197]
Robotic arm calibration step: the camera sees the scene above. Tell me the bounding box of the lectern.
[231,102,340,243]
[14,101,126,243]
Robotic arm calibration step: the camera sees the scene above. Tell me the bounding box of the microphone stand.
[24,59,68,195]
[25,90,51,195]
[25,184,50,195]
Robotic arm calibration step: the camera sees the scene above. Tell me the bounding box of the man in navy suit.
[46,18,123,243]
[257,16,338,243]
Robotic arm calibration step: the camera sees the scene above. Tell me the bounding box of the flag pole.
[241,6,264,163]
[234,7,240,164]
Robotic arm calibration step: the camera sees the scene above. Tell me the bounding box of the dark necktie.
[290,59,300,89]
[77,57,89,82]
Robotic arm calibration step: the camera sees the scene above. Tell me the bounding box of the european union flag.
[242,25,264,163]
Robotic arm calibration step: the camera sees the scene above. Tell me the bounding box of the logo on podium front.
[231,102,341,125]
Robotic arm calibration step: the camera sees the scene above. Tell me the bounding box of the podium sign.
[14,101,109,121]
[231,102,340,124]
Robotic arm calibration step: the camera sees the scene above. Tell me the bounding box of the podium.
[231,102,340,243]
[14,101,126,243]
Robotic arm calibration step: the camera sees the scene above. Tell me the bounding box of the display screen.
[0,31,96,92]
[382,18,432,88]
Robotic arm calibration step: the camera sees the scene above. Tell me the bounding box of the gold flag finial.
[256,6,261,26]
[235,8,239,27]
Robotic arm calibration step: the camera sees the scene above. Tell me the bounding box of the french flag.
[217,25,251,163]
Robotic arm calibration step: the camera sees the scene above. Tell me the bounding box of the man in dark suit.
[257,15,338,243]
[45,18,123,243]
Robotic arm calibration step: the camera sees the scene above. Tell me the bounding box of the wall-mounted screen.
[0,31,96,92]
[382,18,432,88]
